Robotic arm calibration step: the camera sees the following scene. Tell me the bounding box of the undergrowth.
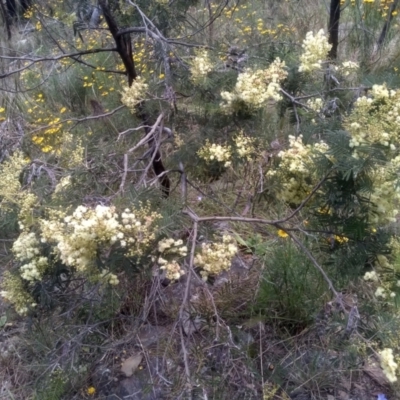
[2,0,400,399]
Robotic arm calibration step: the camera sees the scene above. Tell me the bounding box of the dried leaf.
[121,353,143,377]
[338,390,350,400]
[182,310,203,335]
[0,315,7,328]
[363,357,391,386]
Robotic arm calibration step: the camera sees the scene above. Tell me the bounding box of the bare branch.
[0,48,118,80]
[279,88,313,110]
[127,113,164,154]
[0,0,11,41]
[28,105,125,135]
[118,153,129,193]
[183,170,332,226]
[178,219,198,396]
[376,0,400,52]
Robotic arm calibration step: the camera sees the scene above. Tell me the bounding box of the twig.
[0,48,119,79]
[279,88,313,110]
[195,207,344,310]
[182,169,343,312]
[135,126,163,189]
[179,324,192,400]
[293,103,301,135]
[179,162,187,205]
[118,153,128,193]
[183,169,332,226]
[28,105,125,135]
[127,113,164,154]
[178,219,198,398]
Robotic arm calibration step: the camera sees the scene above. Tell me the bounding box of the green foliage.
[34,370,69,400]
[255,239,328,331]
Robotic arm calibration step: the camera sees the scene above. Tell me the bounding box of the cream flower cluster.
[158,259,184,281]
[2,204,161,315]
[340,61,359,76]
[344,86,400,224]
[375,286,387,298]
[0,272,36,316]
[158,238,188,255]
[198,141,232,167]
[117,206,160,257]
[345,84,400,150]
[362,255,397,299]
[194,235,238,280]
[121,77,148,110]
[13,231,40,261]
[306,97,324,112]
[12,231,48,282]
[369,169,400,225]
[267,135,329,204]
[372,83,391,99]
[59,133,84,167]
[20,257,48,281]
[40,204,160,273]
[18,192,38,228]
[0,151,29,212]
[367,155,400,225]
[220,58,287,112]
[233,68,284,104]
[190,49,213,83]
[234,132,256,161]
[363,270,379,282]
[40,205,120,272]
[299,29,332,73]
[100,269,119,286]
[380,348,398,382]
[53,175,71,195]
[156,238,188,280]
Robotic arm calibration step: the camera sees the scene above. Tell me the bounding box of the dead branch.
[0,48,119,80]
[178,219,198,397]
[99,0,170,197]
[118,153,129,193]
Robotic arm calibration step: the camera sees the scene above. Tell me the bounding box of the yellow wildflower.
[41,145,53,153]
[277,229,289,238]
[87,386,96,396]
[334,235,349,244]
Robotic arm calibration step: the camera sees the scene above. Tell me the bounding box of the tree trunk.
[0,0,12,40]
[376,0,400,52]
[6,0,16,20]
[328,0,341,59]
[99,0,170,197]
